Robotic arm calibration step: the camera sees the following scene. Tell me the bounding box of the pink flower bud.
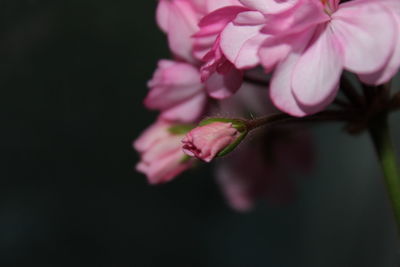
[182,121,244,162]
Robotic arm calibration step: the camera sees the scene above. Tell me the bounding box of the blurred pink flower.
[216,128,314,212]
[134,120,194,184]
[145,60,207,123]
[182,121,241,162]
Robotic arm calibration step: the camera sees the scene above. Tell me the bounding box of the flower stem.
[369,114,400,234]
[246,110,359,131]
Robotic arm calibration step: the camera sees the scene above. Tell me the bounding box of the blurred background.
[1,0,400,266]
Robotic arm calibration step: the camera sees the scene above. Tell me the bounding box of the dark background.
[1,1,400,266]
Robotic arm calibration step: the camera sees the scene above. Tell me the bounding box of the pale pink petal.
[292,26,343,108]
[142,135,183,163]
[161,93,207,122]
[239,0,299,14]
[138,148,190,184]
[145,61,202,109]
[145,60,207,122]
[156,0,170,33]
[133,121,170,152]
[220,11,268,69]
[269,52,307,117]
[134,121,193,185]
[267,28,317,116]
[358,12,400,85]
[193,34,217,60]
[258,35,295,73]
[206,0,243,12]
[332,1,397,74]
[261,0,328,35]
[165,0,200,62]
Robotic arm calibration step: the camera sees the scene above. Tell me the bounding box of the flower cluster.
[134,0,400,211]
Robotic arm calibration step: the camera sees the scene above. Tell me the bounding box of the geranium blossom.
[259,0,399,116]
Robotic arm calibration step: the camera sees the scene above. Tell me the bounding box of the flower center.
[321,0,338,15]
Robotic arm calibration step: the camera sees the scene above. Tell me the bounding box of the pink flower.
[134,120,194,184]
[256,0,400,116]
[145,60,207,122]
[182,121,242,162]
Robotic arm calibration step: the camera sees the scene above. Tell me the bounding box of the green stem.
[369,114,400,234]
[246,109,359,131]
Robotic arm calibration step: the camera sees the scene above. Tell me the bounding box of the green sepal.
[179,155,193,164]
[217,131,248,157]
[168,124,195,135]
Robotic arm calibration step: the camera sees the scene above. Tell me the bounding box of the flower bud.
[182,118,248,162]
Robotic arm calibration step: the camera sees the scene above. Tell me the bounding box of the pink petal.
[161,92,207,122]
[269,52,307,117]
[165,0,200,62]
[332,1,397,74]
[141,135,183,163]
[292,26,343,108]
[268,28,316,116]
[206,0,243,12]
[220,11,268,69]
[139,148,190,184]
[145,61,202,109]
[133,120,170,152]
[205,67,243,99]
[259,34,298,73]
[195,6,248,37]
[156,0,170,33]
[261,0,328,35]
[358,11,400,85]
[239,0,299,14]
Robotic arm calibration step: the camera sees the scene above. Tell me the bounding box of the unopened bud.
[182,118,248,162]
